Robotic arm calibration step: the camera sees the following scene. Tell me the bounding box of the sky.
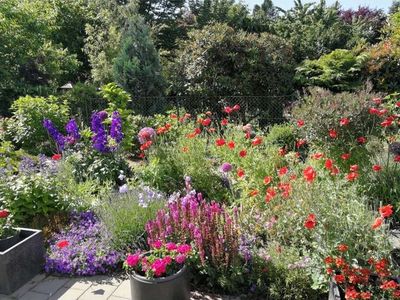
[243,0,394,11]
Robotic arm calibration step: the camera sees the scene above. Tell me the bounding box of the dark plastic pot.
[129,265,190,300]
[0,228,44,295]
[0,233,20,252]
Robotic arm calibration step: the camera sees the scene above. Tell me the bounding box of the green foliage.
[95,187,165,251]
[4,96,69,154]
[100,83,135,150]
[295,49,369,92]
[265,123,297,149]
[168,23,295,117]
[113,14,165,113]
[0,0,80,114]
[273,0,350,62]
[60,83,105,125]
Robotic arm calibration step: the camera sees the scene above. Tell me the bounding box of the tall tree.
[113,14,165,113]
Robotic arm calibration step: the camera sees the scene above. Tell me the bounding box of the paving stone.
[108,296,128,300]
[64,278,94,290]
[32,276,69,296]
[78,282,119,300]
[110,279,130,299]
[49,287,86,300]
[0,294,15,300]
[11,273,47,298]
[19,291,49,300]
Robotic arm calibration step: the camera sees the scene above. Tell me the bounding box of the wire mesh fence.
[75,94,298,127]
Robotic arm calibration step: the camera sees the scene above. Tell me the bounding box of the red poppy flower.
[369,107,379,115]
[239,149,247,157]
[345,287,359,300]
[278,182,291,198]
[56,240,69,249]
[165,123,172,130]
[251,137,262,146]
[341,153,350,160]
[340,118,350,126]
[357,136,367,144]
[140,141,152,151]
[296,139,306,148]
[326,268,334,275]
[396,101,400,107]
[249,189,259,197]
[381,117,394,127]
[372,165,382,172]
[297,119,305,127]
[138,152,145,159]
[349,165,358,172]
[380,280,399,290]
[194,128,202,134]
[278,147,286,156]
[223,106,233,114]
[329,129,337,139]
[263,176,272,185]
[233,104,240,111]
[215,138,226,146]
[237,168,245,178]
[202,118,211,126]
[227,141,235,149]
[331,166,340,176]
[346,172,359,181]
[157,126,167,134]
[372,217,383,229]
[181,147,189,153]
[379,204,393,218]
[52,154,62,161]
[325,159,333,170]
[0,209,10,218]
[311,152,324,159]
[334,274,345,283]
[170,113,177,119]
[303,166,317,183]
[265,187,277,203]
[304,214,316,229]
[221,118,228,126]
[395,155,400,162]
[337,244,349,252]
[324,256,334,264]
[278,166,288,176]
[335,257,346,268]
[373,98,382,105]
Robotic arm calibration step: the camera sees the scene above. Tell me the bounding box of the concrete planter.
[130,265,190,300]
[0,228,44,295]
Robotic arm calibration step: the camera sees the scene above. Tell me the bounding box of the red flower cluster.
[304,214,316,229]
[0,209,10,218]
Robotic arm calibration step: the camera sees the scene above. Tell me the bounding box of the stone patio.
[0,274,240,300]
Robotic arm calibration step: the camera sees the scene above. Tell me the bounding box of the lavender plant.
[45,211,122,276]
[95,186,165,251]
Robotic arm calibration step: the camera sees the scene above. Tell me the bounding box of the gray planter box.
[0,228,44,295]
[130,265,190,300]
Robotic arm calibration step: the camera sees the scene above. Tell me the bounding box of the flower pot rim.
[0,228,41,255]
[130,264,187,284]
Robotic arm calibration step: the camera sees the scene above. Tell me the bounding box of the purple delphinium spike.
[91,112,110,153]
[65,119,80,144]
[43,119,65,151]
[110,111,124,143]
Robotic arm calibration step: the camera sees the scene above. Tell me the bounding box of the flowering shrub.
[123,241,193,278]
[145,191,268,292]
[45,211,121,276]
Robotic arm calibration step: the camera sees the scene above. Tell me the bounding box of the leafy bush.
[265,123,297,150]
[168,23,295,118]
[45,211,121,276]
[4,95,69,154]
[295,49,368,92]
[95,186,165,251]
[290,87,382,165]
